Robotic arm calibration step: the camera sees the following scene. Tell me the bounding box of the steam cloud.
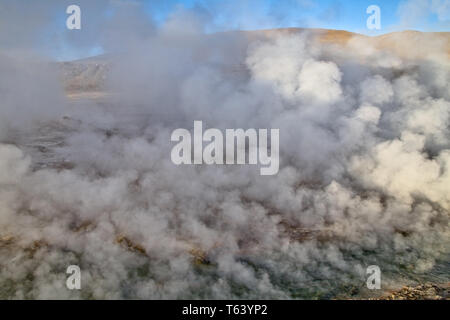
[0,1,449,299]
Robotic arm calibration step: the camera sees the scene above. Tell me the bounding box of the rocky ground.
[59,29,450,95]
[374,283,450,300]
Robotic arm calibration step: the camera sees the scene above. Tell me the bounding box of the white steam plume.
[0,2,449,299]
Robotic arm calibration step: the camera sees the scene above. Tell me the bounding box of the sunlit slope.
[61,28,450,95]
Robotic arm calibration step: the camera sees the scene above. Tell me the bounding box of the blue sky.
[142,0,449,34]
[148,0,395,33]
[3,0,446,60]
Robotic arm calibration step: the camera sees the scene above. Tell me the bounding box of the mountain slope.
[60,29,450,95]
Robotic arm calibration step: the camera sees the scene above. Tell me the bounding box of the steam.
[0,1,449,299]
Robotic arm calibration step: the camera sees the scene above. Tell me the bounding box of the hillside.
[60,29,449,95]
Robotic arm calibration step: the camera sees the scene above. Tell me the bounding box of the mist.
[0,1,449,299]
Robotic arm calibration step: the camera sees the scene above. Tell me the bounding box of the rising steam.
[0,1,449,299]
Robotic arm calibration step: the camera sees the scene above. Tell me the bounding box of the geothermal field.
[0,1,449,300]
